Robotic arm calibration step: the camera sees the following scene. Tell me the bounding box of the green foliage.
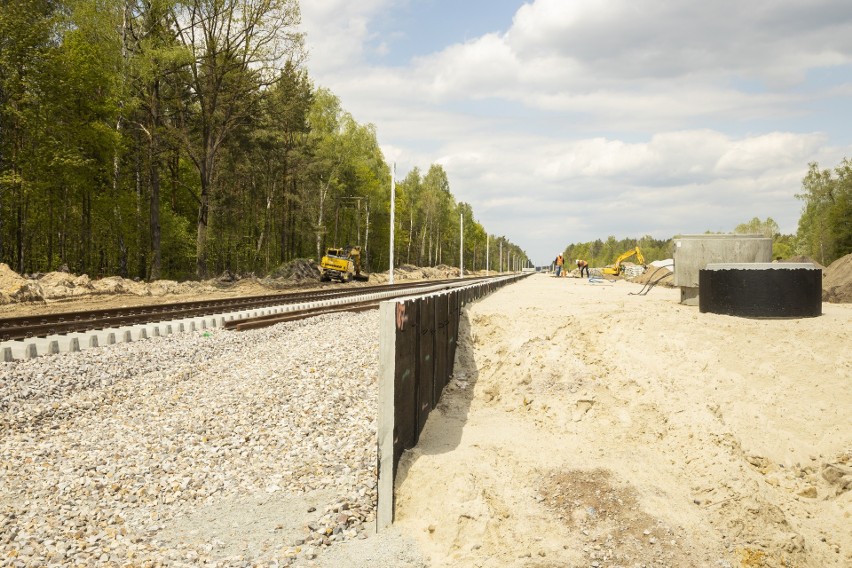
[772,238,794,260]
[159,206,196,280]
[733,217,779,239]
[732,216,797,260]
[563,235,673,269]
[795,159,852,265]
[0,0,524,279]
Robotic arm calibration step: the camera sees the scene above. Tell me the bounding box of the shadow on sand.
[393,309,480,488]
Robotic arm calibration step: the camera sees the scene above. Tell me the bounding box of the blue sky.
[365,0,522,65]
[299,0,852,265]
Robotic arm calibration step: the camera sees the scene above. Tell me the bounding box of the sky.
[298,0,852,265]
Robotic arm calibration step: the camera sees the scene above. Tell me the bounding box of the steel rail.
[222,277,493,332]
[226,299,383,332]
[0,277,489,341]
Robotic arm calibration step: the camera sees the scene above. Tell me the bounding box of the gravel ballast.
[1,311,417,567]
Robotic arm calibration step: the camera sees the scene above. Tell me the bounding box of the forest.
[0,0,527,281]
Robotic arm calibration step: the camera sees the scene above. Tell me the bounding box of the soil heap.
[823,253,852,303]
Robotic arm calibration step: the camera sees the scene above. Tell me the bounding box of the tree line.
[562,156,851,269]
[0,0,527,281]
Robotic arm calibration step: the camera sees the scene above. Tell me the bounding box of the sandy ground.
[388,273,851,567]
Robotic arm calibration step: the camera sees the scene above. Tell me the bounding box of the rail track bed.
[0,277,492,360]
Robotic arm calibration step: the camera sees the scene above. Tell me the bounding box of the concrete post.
[377,301,397,530]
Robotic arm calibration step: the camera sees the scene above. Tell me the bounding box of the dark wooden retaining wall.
[376,274,527,529]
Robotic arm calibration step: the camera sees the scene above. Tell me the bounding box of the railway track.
[0,277,490,343]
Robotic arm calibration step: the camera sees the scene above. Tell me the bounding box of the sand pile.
[0,267,244,307]
[1,266,96,303]
[0,263,26,298]
[630,265,674,287]
[0,263,34,304]
[389,264,457,280]
[823,253,852,303]
[0,259,464,312]
[1,265,173,303]
[148,280,210,296]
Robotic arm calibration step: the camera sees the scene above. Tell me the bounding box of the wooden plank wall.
[376,275,526,529]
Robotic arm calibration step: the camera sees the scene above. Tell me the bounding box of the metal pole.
[389,163,395,284]
[459,213,464,278]
[499,242,502,273]
[486,235,489,274]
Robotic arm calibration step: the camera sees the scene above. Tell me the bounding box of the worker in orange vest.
[576,259,589,278]
[555,254,564,277]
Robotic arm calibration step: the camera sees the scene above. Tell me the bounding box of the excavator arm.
[602,247,645,275]
[613,247,644,267]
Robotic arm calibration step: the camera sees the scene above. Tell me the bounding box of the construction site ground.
[1,258,851,567]
[390,273,850,567]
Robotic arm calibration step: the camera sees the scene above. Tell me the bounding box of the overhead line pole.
[389,163,395,285]
[486,235,489,274]
[459,212,464,278]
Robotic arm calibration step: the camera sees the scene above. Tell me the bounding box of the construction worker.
[576,259,589,278]
[555,254,564,277]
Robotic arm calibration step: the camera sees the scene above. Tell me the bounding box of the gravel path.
[1,311,419,567]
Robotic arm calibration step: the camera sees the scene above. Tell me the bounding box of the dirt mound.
[390,264,457,280]
[0,259,461,311]
[822,253,852,304]
[148,280,208,296]
[630,265,674,287]
[36,271,94,297]
[89,276,150,296]
[266,259,321,284]
[0,263,26,297]
[0,264,215,306]
[428,264,458,278]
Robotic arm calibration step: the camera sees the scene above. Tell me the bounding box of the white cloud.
[299,0,392,74]
[715,132,826,175]
[298,0,852,261]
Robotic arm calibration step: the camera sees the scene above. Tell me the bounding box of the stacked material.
[622,264,646,278]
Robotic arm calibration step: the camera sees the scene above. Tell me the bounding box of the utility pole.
[389,163,395,284]
[459,213,464,278]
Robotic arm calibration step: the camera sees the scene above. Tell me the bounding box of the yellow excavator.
[601,246,646,275]
[319,245,369,282]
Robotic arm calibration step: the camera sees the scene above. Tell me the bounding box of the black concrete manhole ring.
[699,263,822,318]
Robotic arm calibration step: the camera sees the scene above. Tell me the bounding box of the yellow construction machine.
[601,246,646,275]
[319,245,369,282]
